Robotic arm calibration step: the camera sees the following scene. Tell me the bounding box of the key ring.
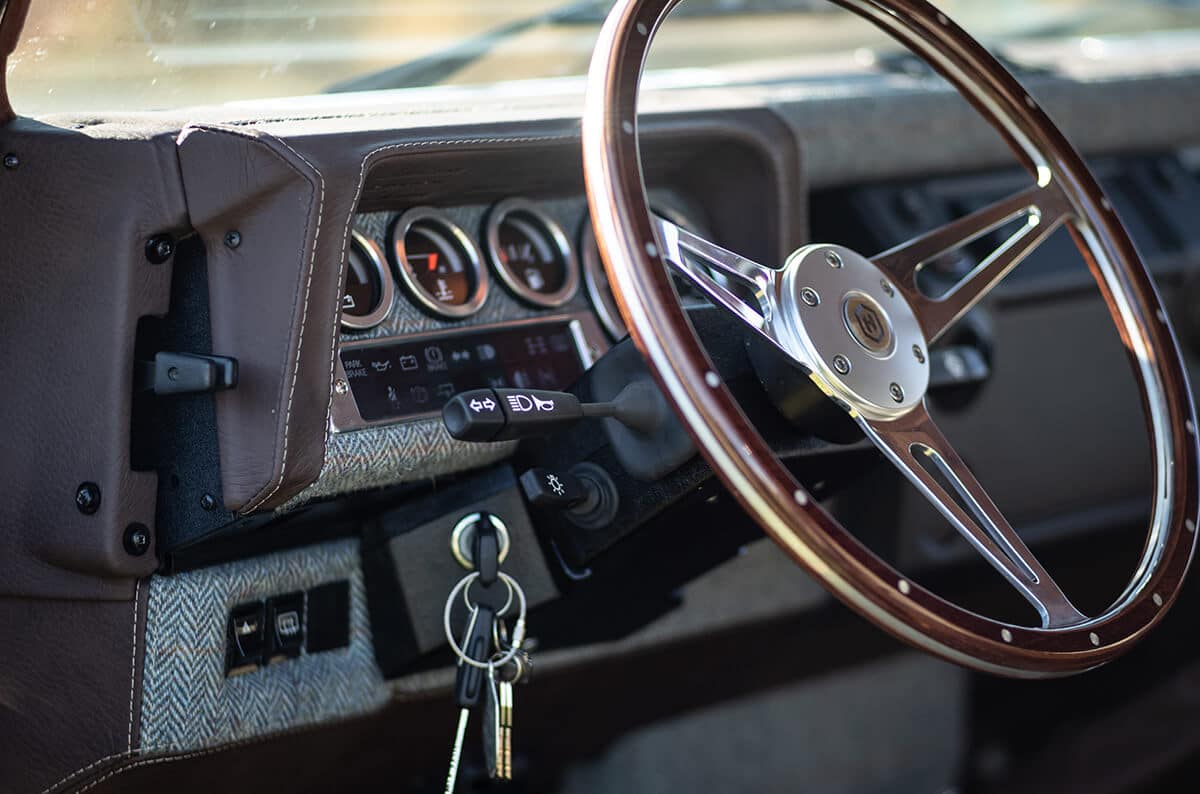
[463,575,514,618]
[443,571,528,670]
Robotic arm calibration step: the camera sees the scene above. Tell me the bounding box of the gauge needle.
[427,253,439,272]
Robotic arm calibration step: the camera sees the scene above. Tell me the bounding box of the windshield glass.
[8,0,1200,115]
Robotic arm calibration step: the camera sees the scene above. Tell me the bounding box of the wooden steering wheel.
[581,0,1200,676]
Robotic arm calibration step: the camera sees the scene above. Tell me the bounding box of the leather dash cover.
[176,125,338,513]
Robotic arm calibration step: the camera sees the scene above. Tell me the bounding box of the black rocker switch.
[520,467,588,509]
[265,591,305,663]
[226,601,266,675]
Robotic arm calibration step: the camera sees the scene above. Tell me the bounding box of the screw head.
[200,493,217,511]
[3,153,19,169]
[832,355,851,375]
[123,523,151,556]
[224,230,242,248]
[799,287,820,307]
[912,344,925,364]
[889,382,905,403]
[825,250,843,269]
[145,234,175,264]
[880,279,895,298]
[75,482,101,515]
[334,378,349,395]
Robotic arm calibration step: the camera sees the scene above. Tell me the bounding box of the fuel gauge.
[485,198,579,308]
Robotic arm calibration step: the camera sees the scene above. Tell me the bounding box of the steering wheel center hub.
[776,244,929,419]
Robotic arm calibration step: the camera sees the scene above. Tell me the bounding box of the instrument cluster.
[342,198,584,330]
[332,196,711,432]
[340,197,709,341]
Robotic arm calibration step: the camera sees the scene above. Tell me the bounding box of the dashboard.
[231,115,805,523]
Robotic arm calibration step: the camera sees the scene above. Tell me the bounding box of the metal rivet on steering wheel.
[582,0,1200,676]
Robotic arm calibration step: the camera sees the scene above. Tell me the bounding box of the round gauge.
[581,204,715,340]
[341,231,395,331]
[391,207,488,319]
[485,198,579,308]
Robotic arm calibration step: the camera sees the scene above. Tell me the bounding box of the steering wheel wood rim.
[582,0,1200,676]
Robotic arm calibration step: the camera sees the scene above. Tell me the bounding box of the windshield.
[8,0,1200,115]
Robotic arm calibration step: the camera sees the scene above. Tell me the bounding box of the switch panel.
[224,580,350,676]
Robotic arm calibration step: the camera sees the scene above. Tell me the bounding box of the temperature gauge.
[391,207,488,319]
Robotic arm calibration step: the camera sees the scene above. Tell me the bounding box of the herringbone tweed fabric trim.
[278,418,516,511]
[278,204,590,513]
[140,538,388,753]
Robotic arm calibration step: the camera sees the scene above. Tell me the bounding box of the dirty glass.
[7,0,1200,114]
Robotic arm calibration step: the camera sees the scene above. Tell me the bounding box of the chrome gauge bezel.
[391,206,489,320]
[341,230,396,331]
[581,203,709,340]
[485,197,580,308]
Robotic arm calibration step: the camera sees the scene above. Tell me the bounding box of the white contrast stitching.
[54,713,372,793]
[256,133,572,511]
[127,579,140,753]
[39,752,130,794]
[175,124,321,515]
[307,135,573,479]
[241,132,327,513]
[39,134,583,794]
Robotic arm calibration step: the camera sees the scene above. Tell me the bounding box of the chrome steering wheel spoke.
[872,182,1072,344]
[652,214,801,361]
[860,402,1087,629]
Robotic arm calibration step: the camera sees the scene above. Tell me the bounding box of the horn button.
[843,292,894,356]
[775,245,930,419]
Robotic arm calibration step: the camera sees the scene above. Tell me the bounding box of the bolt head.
[224,230,242,248]
[200,493,217,511]
[334,379,349,395]
[832,355,851,375]
[145,234,175,264]
[825,250,843,269]
[800,287,820,307]
[75,482,101,515]
[123,523,151,556]
[912,344,926,364]
[3,153,19,169]
[889,382,905,402]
